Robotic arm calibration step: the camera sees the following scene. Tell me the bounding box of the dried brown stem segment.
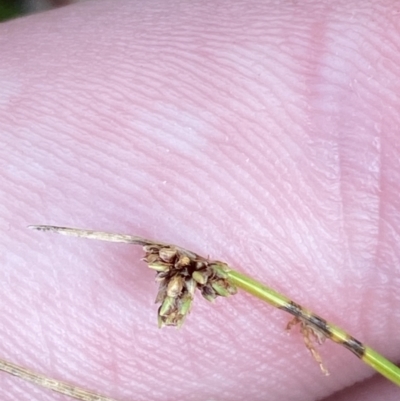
[28,225,156,246]
[0,358,119,401]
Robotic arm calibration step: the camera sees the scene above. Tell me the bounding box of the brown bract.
[142,244,237,327]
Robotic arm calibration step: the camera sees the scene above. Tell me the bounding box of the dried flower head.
[142,244,237,327]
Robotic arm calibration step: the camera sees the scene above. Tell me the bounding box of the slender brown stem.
[0,357,120,401]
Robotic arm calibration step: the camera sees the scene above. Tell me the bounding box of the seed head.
[141,244,237,327]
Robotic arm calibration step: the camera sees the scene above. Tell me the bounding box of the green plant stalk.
[227,269,400,386]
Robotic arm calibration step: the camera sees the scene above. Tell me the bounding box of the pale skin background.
[1,0,400,400]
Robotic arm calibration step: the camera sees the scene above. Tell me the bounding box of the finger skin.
[1,0,400,400]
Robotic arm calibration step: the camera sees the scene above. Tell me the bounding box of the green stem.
[363,347,400,386]
[227,269,400,386]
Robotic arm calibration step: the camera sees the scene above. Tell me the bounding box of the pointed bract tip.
[28,225,46,230]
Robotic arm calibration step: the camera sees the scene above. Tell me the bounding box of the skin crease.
[0,0,400,400]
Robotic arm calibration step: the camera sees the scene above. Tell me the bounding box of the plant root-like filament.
[286,316,329,375]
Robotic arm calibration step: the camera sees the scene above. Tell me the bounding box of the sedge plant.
[1,224,397,401]
[27,225,400,388]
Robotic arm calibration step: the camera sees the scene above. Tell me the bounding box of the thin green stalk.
[227,269,400,386]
